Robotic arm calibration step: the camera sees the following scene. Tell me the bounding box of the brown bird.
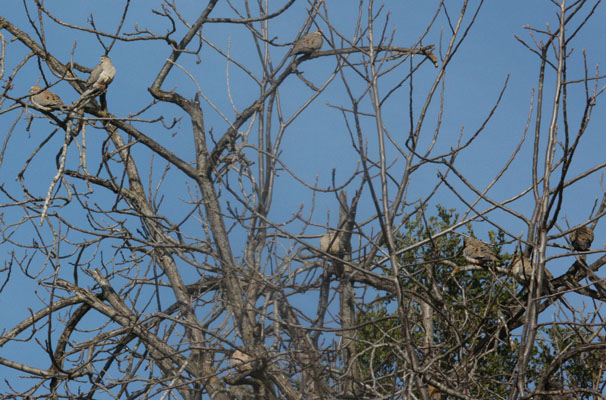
[29,85,65,110]
[231,350,252,373]
[511,254,554,285]
[462,237,499,265]
[320,230,341,255]
[570,226,594,251]
[87,55,116,92]
[511,254,533,283]
[292,30,323,55]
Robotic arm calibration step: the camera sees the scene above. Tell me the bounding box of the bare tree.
[0,0,605,399]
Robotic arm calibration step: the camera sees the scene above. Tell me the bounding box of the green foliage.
[354,205,603,398]
[530,325,604,398]
[355,205,519,397]
[355,302,402,391]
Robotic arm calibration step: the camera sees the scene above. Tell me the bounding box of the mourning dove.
[231,350,252,373]
[29,85,65,111]
[570,226,593,251]
[462,237,499,265]
[74,55,116,111]
[292,30,323,55]
[320,230,341,255]
[511,254,533,283]
[511,254,554,285]
[87,56,116,92]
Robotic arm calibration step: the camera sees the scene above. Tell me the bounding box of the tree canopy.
[0,1,605,399]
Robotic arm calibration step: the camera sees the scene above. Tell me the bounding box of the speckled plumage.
[511,254,554,284]
[29,85,65,110]
[231,350,251,373]
[570,226,593,251]
[462,237,499,265]
[293,30,323,55]
[511,254,533,282]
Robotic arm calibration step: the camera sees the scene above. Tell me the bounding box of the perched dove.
[87,55,116,92]
[292,30,323,55]
[29,85,65,110]
[511,254,533,283]
[511,254,554,284]
[570,226,593,251]
[462,237,499,265]
[231,350,251,373]
[320,230,341,255]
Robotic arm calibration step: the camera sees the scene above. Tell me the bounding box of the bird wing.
[478,244,499,262]
[293,33,321,54]
[465,239,498,262]
[32,89,64,109]
[43,91,64,106]
[293,38,307,54]
[87,64,103,87]
[100,64,116,85]
[571,227,594,250]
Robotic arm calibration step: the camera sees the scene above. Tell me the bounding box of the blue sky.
[1,0,605,396]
